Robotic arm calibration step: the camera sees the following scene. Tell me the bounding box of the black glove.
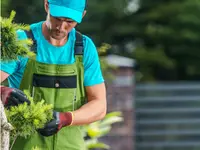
[1,86,30,108]
[38,111,73,137]
[37,111,60,136]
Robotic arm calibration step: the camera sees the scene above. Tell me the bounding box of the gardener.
[0,0,107,149]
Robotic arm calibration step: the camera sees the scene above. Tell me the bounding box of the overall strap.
[75,31,84,56]
[24,30,37,53]
[25,30,84,56]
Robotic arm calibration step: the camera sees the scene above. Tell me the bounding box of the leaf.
[31,146,41,150]
[85,139,110,149]
[87,142,110,149]
[97,126,111,137]
[100,116,123,127]
[104,111,123,119]
[87,126,101,138]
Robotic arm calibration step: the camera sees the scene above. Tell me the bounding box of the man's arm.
[38,82,107,136]
[1,71,9,83]
[72,82,107,125]
[71,36,107,125]
[0,71,31,107]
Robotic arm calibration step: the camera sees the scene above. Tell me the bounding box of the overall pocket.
[32,74,77,111]
[36,65,76,76]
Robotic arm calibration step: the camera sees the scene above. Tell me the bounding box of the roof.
[105,54,135,67]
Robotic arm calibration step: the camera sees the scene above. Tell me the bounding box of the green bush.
[84,111,123,150]
[0,10,34,61]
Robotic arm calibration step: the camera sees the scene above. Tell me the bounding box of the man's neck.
[42,22,68,47]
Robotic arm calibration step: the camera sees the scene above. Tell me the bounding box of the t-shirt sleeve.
[0,30,27,75]
[16,29,28,40]
[83,36,104,86]
[0,60,18,75]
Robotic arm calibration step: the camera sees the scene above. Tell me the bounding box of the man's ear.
[44,0,49,13]
[82,10,87,18]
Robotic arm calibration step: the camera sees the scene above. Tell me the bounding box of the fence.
[134,82,200,150]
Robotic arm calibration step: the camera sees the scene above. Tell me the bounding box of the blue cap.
[48,0,86,23]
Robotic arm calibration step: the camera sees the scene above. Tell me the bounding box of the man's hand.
[0,86,30,107]
[38,111,73,136]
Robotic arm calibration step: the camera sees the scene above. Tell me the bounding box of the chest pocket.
[32,73,77,111]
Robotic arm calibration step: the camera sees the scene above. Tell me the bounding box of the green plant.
[0,10,34,61]
[5,91,53,150]
[84,111,124,150]
[97,43,116,82]
[31,146,41,150]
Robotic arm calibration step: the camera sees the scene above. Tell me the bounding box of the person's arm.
[71,36,107,125]
[1,59,31,107]
[72,82,106,125]
[38,83,107,137]
[1,71,31,107]
[1,29,27,83]
[1,71,10,83]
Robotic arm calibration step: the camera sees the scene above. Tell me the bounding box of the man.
[0,0,107,149]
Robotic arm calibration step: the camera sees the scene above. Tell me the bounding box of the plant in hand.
[5,91,53,149]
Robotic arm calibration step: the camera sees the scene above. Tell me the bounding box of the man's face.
[46,13,77,40]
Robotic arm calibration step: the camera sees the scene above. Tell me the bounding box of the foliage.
[5,91,53,140]
[31,146,41,150]
[1,0,45,24]
[84,111,124,150]
[77,0,130,45]
[131,0,200,81]
[1,0,11,17]
[134,46,176,81]
[98,43,112,56]
[97,43,116,81]
[0,11,34,61]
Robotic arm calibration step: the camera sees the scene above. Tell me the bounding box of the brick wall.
[99,67,135,150]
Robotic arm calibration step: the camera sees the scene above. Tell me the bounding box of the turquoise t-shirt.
[1,21,104,88]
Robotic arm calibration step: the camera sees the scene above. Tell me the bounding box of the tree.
[129,0,200,81]
[1,0,45,24]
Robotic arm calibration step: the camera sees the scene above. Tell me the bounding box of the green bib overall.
[12,31,87,150]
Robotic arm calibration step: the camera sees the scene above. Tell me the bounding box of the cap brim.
[49,4,82,23]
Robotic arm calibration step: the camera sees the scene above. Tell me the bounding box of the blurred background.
[1,0,200,150]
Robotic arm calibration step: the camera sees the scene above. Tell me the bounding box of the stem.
[10,134,18,150]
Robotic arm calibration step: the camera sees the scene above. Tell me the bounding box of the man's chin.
[51,35,66,40]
